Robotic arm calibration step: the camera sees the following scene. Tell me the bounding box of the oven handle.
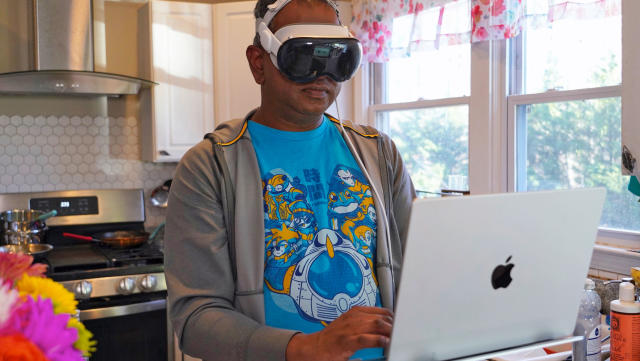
[78,299,166,321]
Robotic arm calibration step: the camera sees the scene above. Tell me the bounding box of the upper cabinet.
[213,1,261,122]
[140,0,214,162]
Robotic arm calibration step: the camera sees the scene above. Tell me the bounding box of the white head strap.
[255,0,341,31]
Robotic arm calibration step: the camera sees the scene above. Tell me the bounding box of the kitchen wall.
[0,95,176,229]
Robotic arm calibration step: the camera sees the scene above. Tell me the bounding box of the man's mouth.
[302,86,330,98]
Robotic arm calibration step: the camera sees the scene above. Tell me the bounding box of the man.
[165,0,415,360]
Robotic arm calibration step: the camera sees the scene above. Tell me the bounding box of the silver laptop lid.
[388,188,606,361]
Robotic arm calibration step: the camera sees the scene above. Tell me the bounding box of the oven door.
[79,292,168,361]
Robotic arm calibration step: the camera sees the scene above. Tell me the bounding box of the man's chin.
[295,101,333,117]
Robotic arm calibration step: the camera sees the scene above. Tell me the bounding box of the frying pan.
[63,230,150,249]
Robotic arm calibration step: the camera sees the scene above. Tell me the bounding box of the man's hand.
[285,306,393,361]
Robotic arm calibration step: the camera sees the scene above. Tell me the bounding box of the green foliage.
[383,51,638,231]
[383,106,468,192]
[524,57,639,231]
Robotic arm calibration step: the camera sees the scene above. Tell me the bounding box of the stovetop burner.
[97,243,164,266]
[42,242,164,281]
[45,243,163,272]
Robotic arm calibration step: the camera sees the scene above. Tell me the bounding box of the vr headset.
[256,0,362,83]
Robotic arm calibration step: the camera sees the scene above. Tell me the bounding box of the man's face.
[259,0,342,117]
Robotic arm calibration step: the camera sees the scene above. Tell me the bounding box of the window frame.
[361,0,640,271]
[506,85,622,192]
[366,40,507,196]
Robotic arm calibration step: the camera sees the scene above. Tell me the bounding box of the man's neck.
[251,106,325,131]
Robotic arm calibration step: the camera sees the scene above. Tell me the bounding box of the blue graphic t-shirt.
[248,117,382,360]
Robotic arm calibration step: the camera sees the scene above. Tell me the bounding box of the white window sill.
[591,228,640,276]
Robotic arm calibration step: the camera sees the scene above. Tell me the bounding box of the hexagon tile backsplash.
[0,115,177,228]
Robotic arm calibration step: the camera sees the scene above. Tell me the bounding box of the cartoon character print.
[287,200,318,242]
[263,171,317,293]
[328,166,377,260]
[262,166,378,325]
[264,223,306,293]
[289,229,378,322]
[263,173,305,224]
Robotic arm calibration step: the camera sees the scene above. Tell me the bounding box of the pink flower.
[415,2,424,14]
[474,27,489,40]
[471,5,483,24]
[376,45,384,58]
[471,5,483,33]
[491,0,506,16]
[0,283,19,327]
[0,253,47,287]
[0,297,83,361]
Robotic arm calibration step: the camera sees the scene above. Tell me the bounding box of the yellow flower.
[16,274,77,314]
[67,317,97,357]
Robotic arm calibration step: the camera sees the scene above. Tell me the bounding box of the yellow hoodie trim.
[217,121,249,146]
[217,114,378,146]
[327,115,379,138]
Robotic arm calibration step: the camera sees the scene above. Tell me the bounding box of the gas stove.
[0,189,166,298]
[0,189,169,361]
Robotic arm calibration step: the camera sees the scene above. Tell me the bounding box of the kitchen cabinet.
[140,0,215,162]
[213,1,261,122]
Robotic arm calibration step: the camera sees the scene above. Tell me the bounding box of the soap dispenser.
[610,281,640,360]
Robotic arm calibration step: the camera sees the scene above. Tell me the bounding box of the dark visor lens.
[276,37,362,83]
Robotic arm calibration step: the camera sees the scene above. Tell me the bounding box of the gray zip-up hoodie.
[166,111,415,361]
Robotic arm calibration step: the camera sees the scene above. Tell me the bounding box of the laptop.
[386,188,606,361]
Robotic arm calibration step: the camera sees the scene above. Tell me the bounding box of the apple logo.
[491,255,514,289]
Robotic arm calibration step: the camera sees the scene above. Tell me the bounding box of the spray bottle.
[610,281,640,360]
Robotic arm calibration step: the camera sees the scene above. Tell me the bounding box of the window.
[371,2,471,195]
[376,106,469,193]
[366,0,639,237]
[508,0,640,232]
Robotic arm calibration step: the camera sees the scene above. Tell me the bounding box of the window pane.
[386,45,470,102]
[520,1,621,94]
[515,97,640,231]
[385,2,471,103]
[376,106,468,194]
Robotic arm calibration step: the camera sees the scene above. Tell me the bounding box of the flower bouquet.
[0,252,96,360]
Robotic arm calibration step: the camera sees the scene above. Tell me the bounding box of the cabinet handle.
[159,150,170,156]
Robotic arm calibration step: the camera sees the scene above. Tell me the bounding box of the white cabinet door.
[212,0,355,124]
[142,1,215,162]
[213,1,260,123]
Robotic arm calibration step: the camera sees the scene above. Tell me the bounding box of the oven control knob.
[73,280,93,299]
[139,275,157,292]
[117,277,136,295]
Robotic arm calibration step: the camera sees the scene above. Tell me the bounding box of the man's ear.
[246,45,266,85]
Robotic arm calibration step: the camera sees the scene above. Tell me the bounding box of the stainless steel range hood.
[0,0,155,96]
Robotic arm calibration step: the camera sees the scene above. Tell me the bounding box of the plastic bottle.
[610,281,640,361]
[572,278,602,361]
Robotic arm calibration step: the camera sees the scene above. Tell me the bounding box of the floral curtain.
[350,0,620,63]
